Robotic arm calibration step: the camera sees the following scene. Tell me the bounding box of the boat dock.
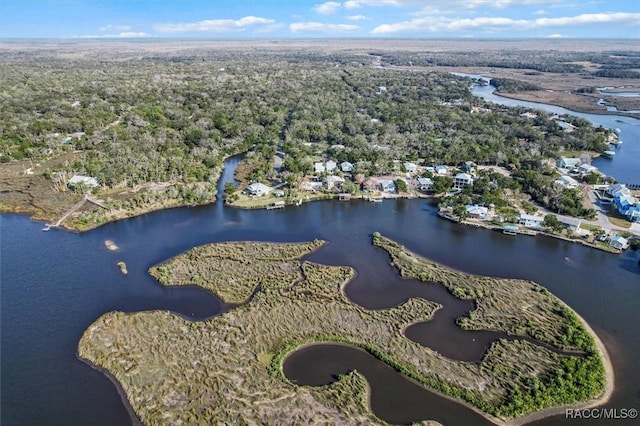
[266,201,285,210]
[43,194,108,231]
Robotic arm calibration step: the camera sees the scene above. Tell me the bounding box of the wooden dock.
[266,201,285,210]
[43,194,108,231]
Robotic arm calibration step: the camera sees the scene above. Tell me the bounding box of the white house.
[557,157,581,169]
[578,164,598,175]
[326,160,337,173]
[301,181,323,191]
[340,161,355,173]
[245,182,272,197]
[403,162,418,174]
[518,214,544,228]
[67,175,99,189]
[379,179,396,193]
[325,175,345,190]
[416,177,433,192]
[454,173,474,188]
[465,204,489,219]
[610,235,629,250]
[558,216,582,233]
[314,162,325,174]
[555,175,579,189]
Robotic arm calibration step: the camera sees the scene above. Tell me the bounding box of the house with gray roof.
[245,182,272,197]
[67,175,99,189]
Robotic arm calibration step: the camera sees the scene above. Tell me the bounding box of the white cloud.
[344,0,403,9]
[533,9,547,15]
[117,32,149,38]
[100,24,132,32]
[154,16,277,33]
[371,12,640,34]
[546,33,566,38]
[411,1,570,16]
[346,14,371,21]
[72,32,149,39]
[290,22,359,33]
[314,1,341,15]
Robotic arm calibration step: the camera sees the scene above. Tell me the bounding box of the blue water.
[2,129,640,424]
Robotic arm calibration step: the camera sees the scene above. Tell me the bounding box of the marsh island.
[79,234,609,425]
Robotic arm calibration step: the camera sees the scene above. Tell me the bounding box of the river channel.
[1,93,639,425]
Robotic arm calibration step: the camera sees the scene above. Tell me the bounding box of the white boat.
[602,150,616,158]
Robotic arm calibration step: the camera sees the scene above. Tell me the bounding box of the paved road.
[533,184,637,236]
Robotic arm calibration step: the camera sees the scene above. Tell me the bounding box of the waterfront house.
[606,183,627,198]
[326,161,337,173]
[314,162,325,174]
[624,205,640,222]
[465,204,489,219]
[379,180,396,193]
[245,182,272,197]
[362,177,379,192]
[453,173,474,188]
[416,177,433,192]
[301,181,323,192]
[605,184,640,222]
[436,165,448,175]
[610,235,629,250]
[340,161,355,173]
[557,157,581,169]
[558,216,582,233]
[518,214,544,228]
[555,175,579,189]
[403,162,418,174]
[579,164,598,175]
[67,175,99,189]
[325,175,345,190]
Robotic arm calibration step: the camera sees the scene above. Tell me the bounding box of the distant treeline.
[490,78,541,92]
[376,49,640,78]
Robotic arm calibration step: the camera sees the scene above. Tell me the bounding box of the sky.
[1,0,639,39]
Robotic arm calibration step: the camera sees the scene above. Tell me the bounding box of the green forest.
[0,44,623,228]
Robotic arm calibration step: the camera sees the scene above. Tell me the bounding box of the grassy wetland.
[79,235,610,425]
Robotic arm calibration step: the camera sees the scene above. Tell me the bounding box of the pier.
[43,194,107,231]
[266,201,285,210]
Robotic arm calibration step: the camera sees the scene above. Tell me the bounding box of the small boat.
[602,150,616,158]
[295,199,302,206]
[369,197,383,203]
[610,139,623,146]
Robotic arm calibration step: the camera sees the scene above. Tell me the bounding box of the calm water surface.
[2,147,640,424]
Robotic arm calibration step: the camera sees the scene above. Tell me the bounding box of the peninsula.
[78,235,610,425]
